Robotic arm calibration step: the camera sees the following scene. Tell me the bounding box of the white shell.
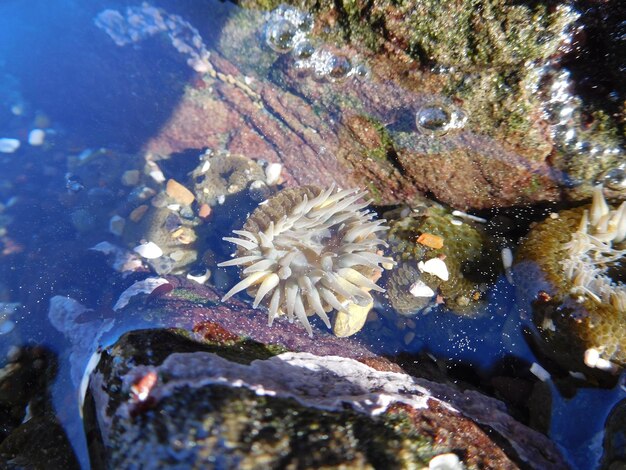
[429,453,463,470]
[409,280,435,298]
[133,241,163,259]
[265,162,282,185]
[418,258,449,281]
[530,362,551,382]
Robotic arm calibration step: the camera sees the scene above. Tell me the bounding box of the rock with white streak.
[83,327,569,469]
[113,277,171,311]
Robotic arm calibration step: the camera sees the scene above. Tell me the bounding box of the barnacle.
[218,185,394,336]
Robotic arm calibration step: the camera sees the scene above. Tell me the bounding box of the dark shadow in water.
[0,0,235,151]
[0,346,79,469]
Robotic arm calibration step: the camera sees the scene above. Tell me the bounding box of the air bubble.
[295,12,314,32]
[416,104,452,134]
[352,63,370,79]
[327,55,351,81]
[265,19,297,53]
[415,103,467,135]
[293,40,315,59]
[272,5,313,32]
[603,167,626,191]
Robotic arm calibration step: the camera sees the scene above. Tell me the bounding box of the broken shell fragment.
[265,162,283,185]
[417,232,444,249]
[332,299,373,337]
[133,241,163,259]
[418,258,449,281]
[113,277,171,311]
[409,280,435,298]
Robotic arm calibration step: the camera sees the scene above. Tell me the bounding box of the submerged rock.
[84,327,568,469]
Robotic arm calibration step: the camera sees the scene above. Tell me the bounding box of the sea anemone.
[218,185,394,335]
[515,185,626,372]
[560,185,626,310]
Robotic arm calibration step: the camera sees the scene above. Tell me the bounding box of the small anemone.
[218,185,394,335]
[561,185,626,310]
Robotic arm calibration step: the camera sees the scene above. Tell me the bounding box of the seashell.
[418,258,449,281]
[133,241,163,259]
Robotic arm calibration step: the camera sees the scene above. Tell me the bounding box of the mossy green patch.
[170,288,218,305]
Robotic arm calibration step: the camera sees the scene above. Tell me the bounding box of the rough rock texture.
[138,2,575,210]
[84,325,568,469]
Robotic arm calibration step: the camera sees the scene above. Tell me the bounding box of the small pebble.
[403,331,415,345]
[28,129,46,146]
[146,161,166,183]
[121,169,140,186]
[530,362,551,382]
[129,204,149,222]
[0,138,20,153]
[265,162,283,185]
[198,203,212,219]
[166,179,195,205]
[109,215,126,236]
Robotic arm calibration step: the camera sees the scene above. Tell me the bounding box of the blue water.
[0,1,624,469]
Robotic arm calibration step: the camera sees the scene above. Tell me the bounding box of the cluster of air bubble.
[414,102,467,136]
[264,5,368,82]
[94,4,212,73]
[524,5,625,189]
[537,67,623,174]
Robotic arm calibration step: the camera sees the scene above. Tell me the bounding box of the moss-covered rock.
[84,328,567,469]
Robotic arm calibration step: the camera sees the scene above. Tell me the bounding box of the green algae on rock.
[515,186,626,374]
[84,328,568,469]
[386,205,501,316]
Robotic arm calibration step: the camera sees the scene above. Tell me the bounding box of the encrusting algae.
[386,206,500,316]
[516,185,626,373]
[218,185,394,336]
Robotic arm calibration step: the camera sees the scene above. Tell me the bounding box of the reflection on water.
[0,0,625,468]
